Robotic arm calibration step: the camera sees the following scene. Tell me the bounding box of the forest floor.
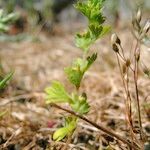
[0,24,150,150]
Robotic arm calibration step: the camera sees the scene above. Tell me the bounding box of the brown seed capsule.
[136,9,142,23]
[112,44,119,53]
[143,68,150,76]
[122,64,127,74]
[111,33,121,45]
[126,59,131,67]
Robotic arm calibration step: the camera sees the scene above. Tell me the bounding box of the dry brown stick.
[50,103,140,150]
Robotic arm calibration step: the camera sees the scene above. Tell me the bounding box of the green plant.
[0,10,16,89]
[0,10,16,117]
[45,0,110,143]
[0,9,18,32]
[45,1,149,150]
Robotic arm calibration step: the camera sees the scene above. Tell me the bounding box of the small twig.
[50,103,140,150]
[0,92,45,107]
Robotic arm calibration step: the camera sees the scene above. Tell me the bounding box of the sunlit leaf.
[45,81,71,104]
[75,0,105,25]
[70,93,90,115]
[53,117,77,141]
[65,53,97,88]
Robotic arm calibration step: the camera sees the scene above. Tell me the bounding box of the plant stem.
[116,54,136,148]
[51,103,140,150]
[133,40,143,140]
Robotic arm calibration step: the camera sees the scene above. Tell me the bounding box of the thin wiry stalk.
[118,51,134,72]
[133,40,143,140]
[116,53,136,149]
[126,67,136,148]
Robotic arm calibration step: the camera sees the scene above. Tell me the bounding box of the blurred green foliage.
[0,0,149,27]
[0,10,15,90]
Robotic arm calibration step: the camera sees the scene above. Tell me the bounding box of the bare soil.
[0,25,150,150]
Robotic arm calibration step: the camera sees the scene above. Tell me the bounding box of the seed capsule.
[143,68,150,76]
[112,44,119,53]
[126,59,131,67]
[111,33,121,45]
[122,64,127,74]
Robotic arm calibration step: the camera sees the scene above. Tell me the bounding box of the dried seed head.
[111,33,121,45]
[143,68,150,76]
[126,59,131,67]
[112,44,119,53]
[136,9,142,23]
[143,20,150,34]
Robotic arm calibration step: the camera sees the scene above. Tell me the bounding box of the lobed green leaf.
[65,53,97,88]
[75,0,105,25]
[53,117,77,141]
[45,81,71,104]
[75,25,110,52]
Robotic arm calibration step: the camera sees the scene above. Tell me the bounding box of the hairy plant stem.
[50,103,140,150]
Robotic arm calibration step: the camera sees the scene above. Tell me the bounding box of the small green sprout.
[0,9,18,32]
[45,0,110,143]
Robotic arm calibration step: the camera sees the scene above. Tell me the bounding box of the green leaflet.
[45,81,71,104]
[0,71,14,89]
[75,0,105,25]
[53,117,77,141]
[75,25,110,52]
[65,53,97,88]
[71,93,90,115]
[75,0,110,52]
